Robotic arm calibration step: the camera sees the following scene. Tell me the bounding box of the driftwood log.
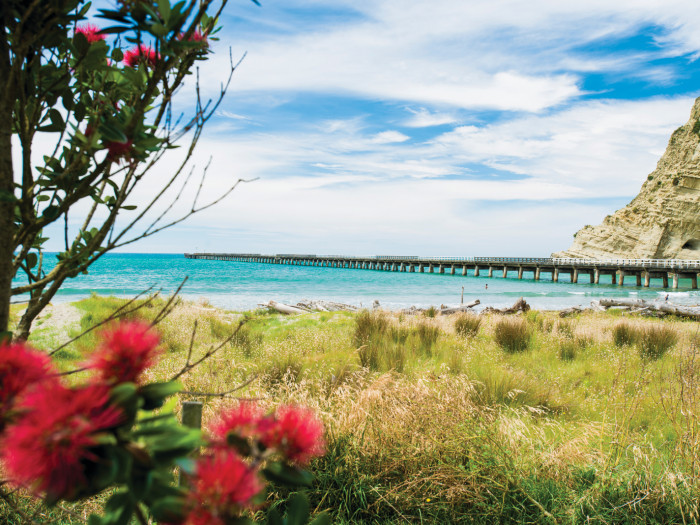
[598,298,700,319]
[264,299,359,315]
[438,300,480,315]
[482,297,530,315]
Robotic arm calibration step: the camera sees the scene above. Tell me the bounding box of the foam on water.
[11,253,700,311]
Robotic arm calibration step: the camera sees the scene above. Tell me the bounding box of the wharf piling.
[184,253,700,290]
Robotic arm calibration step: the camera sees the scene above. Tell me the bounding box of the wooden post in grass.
[179,401,203,487]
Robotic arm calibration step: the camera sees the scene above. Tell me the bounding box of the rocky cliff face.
[553,97,700,260]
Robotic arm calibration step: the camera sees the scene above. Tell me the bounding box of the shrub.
[638,325,678,360]
[454,313,481,338]
[424,306,437,318]
[613,321,638,347]
[493,317,530,353]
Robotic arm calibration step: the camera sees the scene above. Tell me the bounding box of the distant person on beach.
[665,294,669,301]
[485,284,488,290]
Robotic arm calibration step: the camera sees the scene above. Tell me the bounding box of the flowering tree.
[0,0,251,340]
[0,321,329,524]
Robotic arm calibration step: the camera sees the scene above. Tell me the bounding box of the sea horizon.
[11,252,700,311]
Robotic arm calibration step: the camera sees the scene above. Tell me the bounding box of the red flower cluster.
[212,402,326,465]
[75,24,106,44]
[264,405,326,464]
[184,449,263,525]
[123,45,159,68]
[0,342,54,427]
[1,382,122,500]
[105,138,133,162]
[178,29,208,49]
[86,321,160,384]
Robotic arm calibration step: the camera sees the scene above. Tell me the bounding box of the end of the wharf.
[184,253,700,290]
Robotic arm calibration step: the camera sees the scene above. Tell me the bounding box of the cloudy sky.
[71,0,700,256]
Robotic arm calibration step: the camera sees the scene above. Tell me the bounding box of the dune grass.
[4,297,700,524]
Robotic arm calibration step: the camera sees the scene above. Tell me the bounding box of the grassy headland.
[4,296,700,524]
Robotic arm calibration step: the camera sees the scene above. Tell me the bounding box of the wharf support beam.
[183,253,700,290]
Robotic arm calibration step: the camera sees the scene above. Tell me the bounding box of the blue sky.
[56,0,700,256]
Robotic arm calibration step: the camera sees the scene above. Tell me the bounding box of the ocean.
[11,253,700,311]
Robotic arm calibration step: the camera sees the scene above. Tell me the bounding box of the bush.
[415,321,440,357]
[612,321,637,347]
[493,317,530,353]
[424,306,438,318]
[454,313,481,338]
[638,325,678,360]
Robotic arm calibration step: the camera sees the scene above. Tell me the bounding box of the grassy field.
[3,296,700,524]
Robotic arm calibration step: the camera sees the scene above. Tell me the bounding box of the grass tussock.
[454,312,481,338]
[493,316,530,353]
[637,324,678,360]
[613,320,638,347]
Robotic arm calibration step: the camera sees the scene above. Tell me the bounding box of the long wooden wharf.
[184,253,700,289]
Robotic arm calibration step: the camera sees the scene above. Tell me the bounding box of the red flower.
[104,138,133,162]
[179,29,208,47]
[211,402,272,444]
[75,24,105,44]
[0,342,55,428]
[123,45,159,68]
[86,321,160,384]
[187,449,263,520]
[263,405,325,464]
[1,382,123,500]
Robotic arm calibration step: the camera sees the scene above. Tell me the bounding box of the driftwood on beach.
[482,297,531,315]
[558,298,700,319]
[400,299,480,315]
[597,298,700,319]
[263,299,359,315]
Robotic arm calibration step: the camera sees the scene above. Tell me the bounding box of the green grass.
[493,316,531,353]
[5,298,700,524]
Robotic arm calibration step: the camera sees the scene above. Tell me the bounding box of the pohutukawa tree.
[0,0,253,340]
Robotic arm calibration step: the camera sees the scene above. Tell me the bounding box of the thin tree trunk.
[0,33,14,336]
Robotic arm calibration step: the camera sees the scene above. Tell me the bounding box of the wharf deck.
[184,253,700,289]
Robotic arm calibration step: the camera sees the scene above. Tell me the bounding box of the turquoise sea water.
[11,253,700,311]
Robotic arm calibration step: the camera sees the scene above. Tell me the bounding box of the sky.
[55,0,700,256]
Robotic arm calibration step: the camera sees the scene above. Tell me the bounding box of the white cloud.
[403,108,457,128]
[371,130,410,144]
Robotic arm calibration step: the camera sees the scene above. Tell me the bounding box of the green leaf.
[74,31,89,55]
[139,381,181,410]
[99,122,128,143]
[121,205,137,211]
[266,508,283,525]
[111,48,124,62]
[109,383,140,424]
[48,109,64,130]
[0,331,12,344]
[36,194,50,202]
[262,463,314,489]
[150,22,167,37]
[41,205,61,221]
[149,495,186,522]
[25,252,38,269]
[286,492,310,525]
